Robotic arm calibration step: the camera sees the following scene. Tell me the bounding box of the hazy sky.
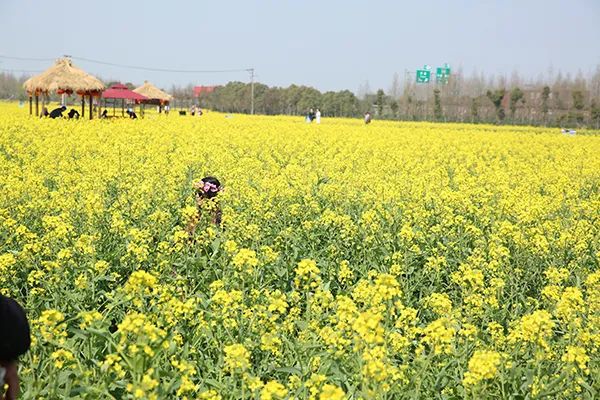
[1,0,599,93]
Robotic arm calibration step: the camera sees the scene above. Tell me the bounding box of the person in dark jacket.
[0,295,31,400]
[67,109,80,119]
[186,176,223,237]
[49,106,66,119]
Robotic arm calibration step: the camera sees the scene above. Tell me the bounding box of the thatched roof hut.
[23,58,105,119]
[23,58,104,95]
[133,81,172,103]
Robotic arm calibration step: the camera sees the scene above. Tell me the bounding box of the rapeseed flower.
[463,350,502,386]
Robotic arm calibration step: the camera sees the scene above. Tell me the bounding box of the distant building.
[193,86,219,97]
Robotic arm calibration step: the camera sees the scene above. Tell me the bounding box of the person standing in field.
[315,108,321,124]
[186,176,223,237]
[364,111,372,124]
[0,295,31,400]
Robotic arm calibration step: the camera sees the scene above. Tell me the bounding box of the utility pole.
[249,68,255,115]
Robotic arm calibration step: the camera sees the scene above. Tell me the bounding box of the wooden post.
[121,99,124,117]
[89,95,93,120]
[35,95,39,116]
[82,96,85,117]
[29,96,32,115]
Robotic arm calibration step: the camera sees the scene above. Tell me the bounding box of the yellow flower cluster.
[294,259,322,290]
[232,248,259,274]
[463,350,502,386]
[224,343,251,372]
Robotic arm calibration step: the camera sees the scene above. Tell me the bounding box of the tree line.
[2,66,600,128]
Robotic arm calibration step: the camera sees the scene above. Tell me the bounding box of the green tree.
[572,90,585,111]
[297,86,322,114]
[486,89,506,122]
[321,90,359,117]
[569,90,585,125]
[470,98,479,122]
[390,100,399,118]
[375,89,386,115]
[509,87,525,120]
[541,86,551,124]
[591,99,600,128]
[433,89,443,120]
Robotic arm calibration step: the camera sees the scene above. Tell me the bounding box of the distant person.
[164,104,170,115]
[364,111,372,124]
[126,109,138,119]
[0,294,31,400]
[67,109,80,119]
[190,105,196,116]
[49,106,66,119]
[39,107,49,118]
[306,108,315,123]
[315,108,321,124]
[100,109,108,119]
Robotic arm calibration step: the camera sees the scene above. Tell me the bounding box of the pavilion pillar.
[41,94,45,116]
[29,96,32,115]
[89,95,93,120]
[82,96,85,117]
[35,95,39,116]
[122,99,124,117]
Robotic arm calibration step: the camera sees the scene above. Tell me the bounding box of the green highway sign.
[436,67,451,77]
[416,69,431,83]
[436,64,451,84]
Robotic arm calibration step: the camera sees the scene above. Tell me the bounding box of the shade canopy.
[23,58,105,95]
[102,83,149,101]
[133,81,172,102]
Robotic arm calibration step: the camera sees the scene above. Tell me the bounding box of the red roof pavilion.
[102,83,148,101]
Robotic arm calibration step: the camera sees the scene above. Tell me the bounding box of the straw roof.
[133,81,173,101]
[23,58,105,95]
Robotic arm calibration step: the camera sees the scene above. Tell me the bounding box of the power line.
[0,68,41,73]
[69,55,252,74]
[0,55,55,62]
[1,54,251,74]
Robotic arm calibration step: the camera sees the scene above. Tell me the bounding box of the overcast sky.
[1,0,599,93]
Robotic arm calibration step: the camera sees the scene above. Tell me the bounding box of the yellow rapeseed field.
[1,102,599,399]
